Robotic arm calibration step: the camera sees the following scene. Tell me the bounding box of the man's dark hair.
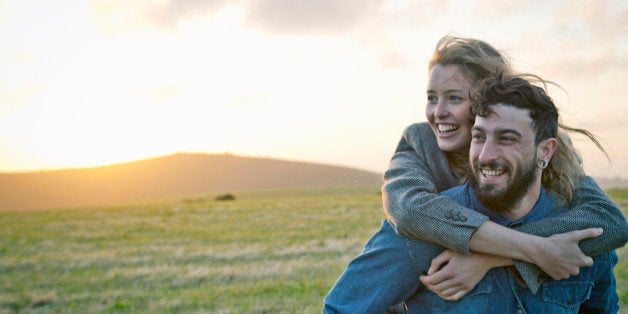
[471,74,558,145]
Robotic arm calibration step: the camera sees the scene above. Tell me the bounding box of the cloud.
[473,0,532,17]
[226,92,269,109]
[244,0,385,35]
[131,85,185,105]
[146,0,233,29]
[535,1,627,78]
[377,50,416,69]
[90,1,156,33]
[0,84,39,111]
[90,0,233,32]
[588,111,628,133]
[557,0,628,37]
[90,0,388,35]
[474,0,628,80]
[542,50,628,79]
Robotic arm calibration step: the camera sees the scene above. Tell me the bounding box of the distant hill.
[0,153,383,211]
[594,176,628,190]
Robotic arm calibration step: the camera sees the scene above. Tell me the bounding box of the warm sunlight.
[0,0,626,180]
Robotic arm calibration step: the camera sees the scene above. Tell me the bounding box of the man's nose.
[479,141,498,163]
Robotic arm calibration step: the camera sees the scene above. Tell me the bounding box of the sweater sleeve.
[512,176,628,293]
[382,123,489,253]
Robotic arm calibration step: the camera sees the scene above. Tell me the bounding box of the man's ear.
[537,137,558,162]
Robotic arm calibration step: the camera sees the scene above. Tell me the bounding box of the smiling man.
[323,75,619,313]
[468,103,549,219]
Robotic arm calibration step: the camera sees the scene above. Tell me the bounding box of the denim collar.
[465,182,550,228]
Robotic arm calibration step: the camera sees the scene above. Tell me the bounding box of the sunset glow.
[1,0,627,178]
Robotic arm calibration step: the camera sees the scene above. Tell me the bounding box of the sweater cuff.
[457,215,490,254]
[513,259,547,294]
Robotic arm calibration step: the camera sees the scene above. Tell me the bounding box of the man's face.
[468,104,540,213]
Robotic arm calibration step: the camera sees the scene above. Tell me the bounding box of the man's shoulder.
[440,184,469,206]
[543,189,569,214]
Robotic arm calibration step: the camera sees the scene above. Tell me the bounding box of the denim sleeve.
[513,176,628,293]
[323,220,425,314]
[579,251,619,313]
[382,124,488,254]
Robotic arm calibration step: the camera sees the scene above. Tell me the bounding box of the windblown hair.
[429,36,513,175]
[429,36,514,83]
[471,74,607,204]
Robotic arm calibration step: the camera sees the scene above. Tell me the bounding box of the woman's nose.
[435,100,448,118]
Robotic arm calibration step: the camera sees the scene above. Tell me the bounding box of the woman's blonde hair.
[429,36,514,83]
[544,125,607,205]
[430,36,607,204]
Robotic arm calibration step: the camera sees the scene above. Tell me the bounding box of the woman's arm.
[508,176,627,292]
[514,176,627,255]
[468,219,603,293]
[383,123,490,253]
[469,177,628,292]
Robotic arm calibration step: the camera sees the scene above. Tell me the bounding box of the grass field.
[1,187,627,313]
[608,188,628,313]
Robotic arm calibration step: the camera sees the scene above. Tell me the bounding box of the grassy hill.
[0,189,628,313]
[0,153,382,211]
[0,187,626,312]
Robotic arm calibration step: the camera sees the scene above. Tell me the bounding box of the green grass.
[610,188,628,313]
[0,187,626,313]
[0,188,385,313]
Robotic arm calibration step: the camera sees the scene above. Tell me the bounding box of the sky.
[1,0,627,179]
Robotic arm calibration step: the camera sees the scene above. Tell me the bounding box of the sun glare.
[0,0,626,179]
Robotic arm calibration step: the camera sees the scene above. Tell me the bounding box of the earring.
[537,159,548,169]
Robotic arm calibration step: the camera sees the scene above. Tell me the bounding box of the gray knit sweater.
[383,122,628,293]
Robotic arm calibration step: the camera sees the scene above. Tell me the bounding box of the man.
[323,76,618,313]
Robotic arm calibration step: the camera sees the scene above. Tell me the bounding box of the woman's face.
[426,63,474,153]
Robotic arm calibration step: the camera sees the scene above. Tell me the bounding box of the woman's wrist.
[469,220,541,263]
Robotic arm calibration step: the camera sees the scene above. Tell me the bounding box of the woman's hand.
[419,249,511,300]
[528,228,601,280]
[470,221,602,280]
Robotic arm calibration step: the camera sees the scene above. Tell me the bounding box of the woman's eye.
[427,95,437,103]
[449,95,463,102]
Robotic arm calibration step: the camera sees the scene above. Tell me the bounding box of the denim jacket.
[405,184,619,313]
[323,184,619,313]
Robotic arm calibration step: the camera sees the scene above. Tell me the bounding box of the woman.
[323,36,627,312]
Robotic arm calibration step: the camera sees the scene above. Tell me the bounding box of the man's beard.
[468,158,538,214]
